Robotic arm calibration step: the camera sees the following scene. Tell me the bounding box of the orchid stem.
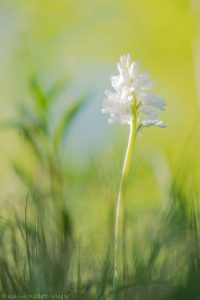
[113,120,137,298]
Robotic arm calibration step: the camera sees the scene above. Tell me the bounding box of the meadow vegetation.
[0,1,200,299]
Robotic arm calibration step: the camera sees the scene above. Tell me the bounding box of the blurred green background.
[1,0,200,297]
[0,0,199,224]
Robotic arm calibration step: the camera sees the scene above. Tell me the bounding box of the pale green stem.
[113,119,137,295]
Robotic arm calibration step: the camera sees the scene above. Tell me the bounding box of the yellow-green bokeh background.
[1,0,200,253]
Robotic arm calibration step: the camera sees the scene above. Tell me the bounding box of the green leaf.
[46,75,67,101]
[54,94,90,147]
[29,76,48,117]
[0,119,24,130]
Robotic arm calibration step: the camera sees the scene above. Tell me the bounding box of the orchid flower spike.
[102,54,166,134]
[102,54,166,292]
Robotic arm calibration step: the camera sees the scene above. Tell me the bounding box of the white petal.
[129,61,140,78]
[142,94,166,110]
[126,53,132,67]
[134,72,153,91]
[142,119,166,128]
